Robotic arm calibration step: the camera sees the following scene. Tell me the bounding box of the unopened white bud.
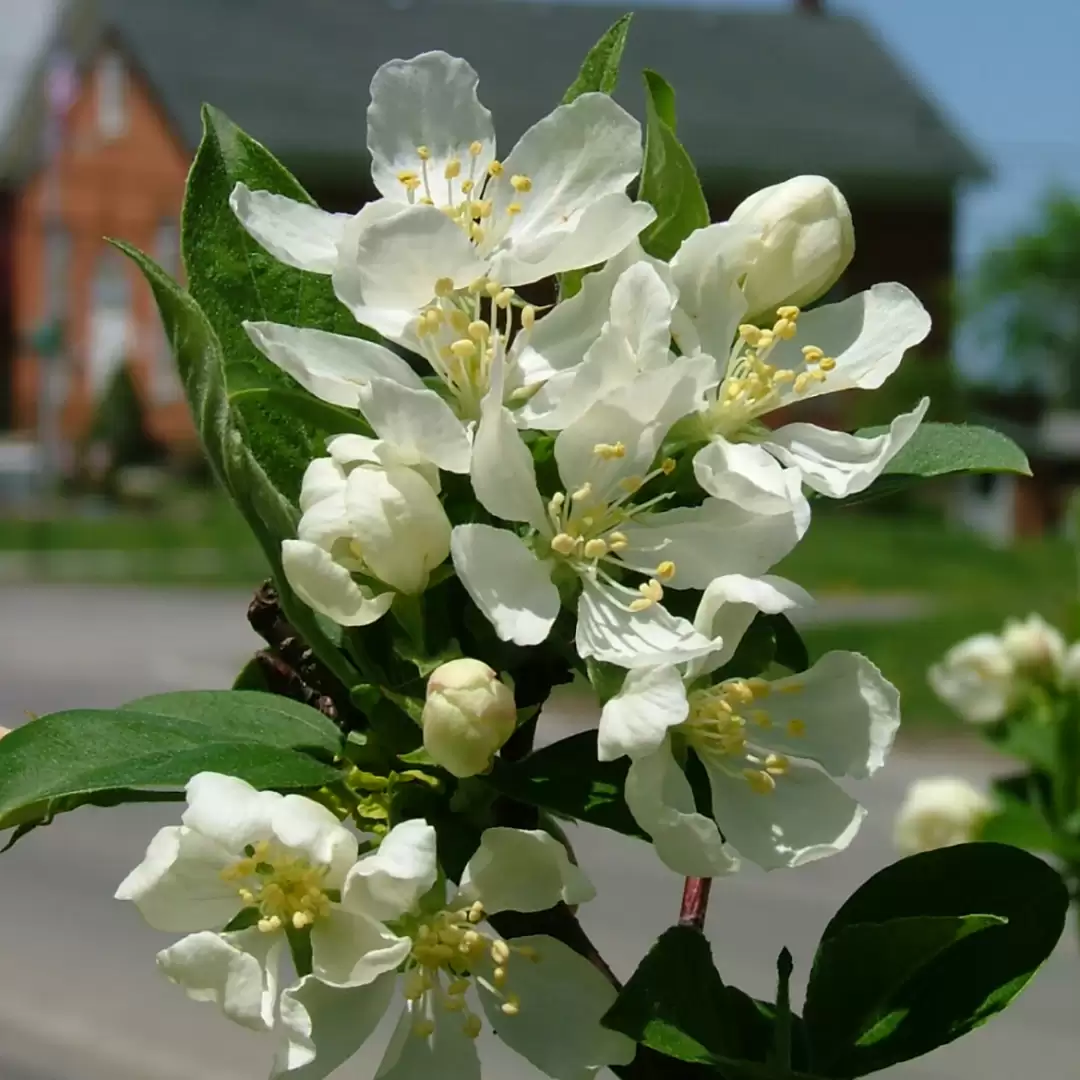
[927,633,1016,724]
[893,776,993,855]
[422,659,517,778]
[1000,614,1065,675]
[730,175,854,318]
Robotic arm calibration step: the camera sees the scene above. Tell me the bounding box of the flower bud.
[1000,614,1065,676]
[927,633,1016,724]
[893,776,993,855]
[422,659,517,778]
[1061,642,1080,689]
[730,175,854,319]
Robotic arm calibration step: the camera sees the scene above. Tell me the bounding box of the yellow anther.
[773,318,797,340]
[492,965,508,986]
[738,324,762,345]
[777,305,800,320]
[443,995,466,1012]
[638,579,664,604]
[292,911,314,930]
[413,1019,435,1038]
[583,538,609,559]
[469,223,485,243]
[551,533,578,556]
[444,159,462,179]
[608,531,629,553]
[716,698,734,714]
[751,709,772,728]
[572,481,593,502]
[656,560,676,582]
[448,978,470,995]
[491,940,511,965]
[724,379,744,400]
[593,441,626,460]
[485,280,502,298]
[743,768,777,795]
[469,900,485,921]
[449,310,470,334]
[726,681,755,705]
[469,277,489,295]
[495,288,515,309]
[434,277,455,298]
[755,329,776,348]
[419,196,434,206]
[461,179,476,195]
[501,994,521,1017]
[507,202,523,215]
[468,320,490,341]
[747,677,771,698]
[818,356,837,372]
[802,345,824,363]
[765,753,791,776]
[794,373,811,394]
[238,888,255,904]
[469,140,484,156]
[661,458,677,475]
[773,368,795,385]
[510,174,533,193]
[417,145,432,161]
[487,160,504,176]
[450,339,478,362]
[548,492,565,512]
[463,1014,483,1039]
[404,970,428,1000]
[619,475,644,494]
[258,915,282,933]
[397,170,421,189]
[522,305,537,331]
[786,718,807,737]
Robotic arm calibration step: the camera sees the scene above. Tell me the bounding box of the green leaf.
[233,656,270,691]
[856,423,1031,479]
[0,708,342,832]
[486,731,645,838]
[978,794,1057,854]
[804,843,1068,1077]
[562,13,633,103]
[637,70,709,262]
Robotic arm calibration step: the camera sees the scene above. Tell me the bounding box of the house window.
[97,53,127,140]
[88,249,131,397]
[152,218,182,401]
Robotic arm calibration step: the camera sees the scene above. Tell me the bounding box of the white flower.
[597,579,900,875]
[232,50,655,422]
[928,632,1017,724]
[1062,642,1080,688]
[422,658,518,778]
[273,825,634,1080]
[452,352,806,669]
[727,175,854,320]
[893,776,994,855]
[282,437,452,627]
[115,774,415,1033]
[1000,614,1066,675]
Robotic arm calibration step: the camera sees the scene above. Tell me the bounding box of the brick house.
[0,0,986,459]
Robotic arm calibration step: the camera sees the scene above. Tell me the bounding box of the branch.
[254,650,339,722]
[679,877,713,931]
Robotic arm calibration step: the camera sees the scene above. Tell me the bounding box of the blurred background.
[0,1,1077,1078]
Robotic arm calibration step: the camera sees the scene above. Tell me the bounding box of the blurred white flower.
[274,826,634,1080]
[928,632,1017,724]
[422,658,518,778]
[894,776,994,855]
[282,436,452,627]
[116,774,414,1033]
[1000,614,1066,675]
[1061,642,1080,688]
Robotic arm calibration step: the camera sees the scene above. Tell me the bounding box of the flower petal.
[451,524,559,646]
[358,376,471,474]
[597,665,688,761]
[456,828,595,915]
[576,576,718,670]
[298,457,348,513]
[477,935,636,1078]
[115,825,238,932]
[763,398,929,498]
[271,795,359,888]
[755,652,900,779]
[624,744,738,878]
[156,928,281,1032]
[311,909,412,987]
[182,772,279,852]
[243,322,425,409]
[296,492,351,552]
[367,51,495,206]
[230,184,349,274]
[928,632,1016,724]
[765,282,931,404]
[376,1000,481,1080]
[686,574,813,678]
[273,972,397,1079]
[342,818,439,923]
[704,759,865,870]
[281,539,395,627]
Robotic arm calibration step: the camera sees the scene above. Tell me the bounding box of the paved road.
[0,585,1075,1080]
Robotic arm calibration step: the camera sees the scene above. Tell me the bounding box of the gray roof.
[2,0,988,193]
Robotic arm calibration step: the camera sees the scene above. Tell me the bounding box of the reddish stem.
[679,876,712,931]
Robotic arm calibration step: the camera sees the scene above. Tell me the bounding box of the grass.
[777,508,1078,730]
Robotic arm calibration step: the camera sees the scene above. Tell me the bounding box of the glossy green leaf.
[637,70,709,261]
[562,13,633,103]
[804,843,1068,1077]
[487,731,645,839]
[857,423,1031,479]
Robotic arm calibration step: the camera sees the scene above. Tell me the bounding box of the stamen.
[583,538,609,559]
[801,345,824,362]
[444,159,462,179]
[777,305,800,320]
[661,458,677,475]
[463,1014,483,1039]
[434,277,455,298]
[417,146,432,161]
[495,288,514,309]
[468,320,489,342]
[656,560,676,582]
[607,531,629,553]
[551,533,578,556]
[450,339,478,362]
[619,476,644,494]
[501,993,521,1017]
[507,202,523,215]
[521,305,537,331]
[510,174,533,192]
[786,718,806,737]
[593,441,626,460]
[629,578,664,612]
[469,141,484,156]
[487,160,504,177]
[743,768,777,794]
[413,1019,435,1038]
[818,356,837,371]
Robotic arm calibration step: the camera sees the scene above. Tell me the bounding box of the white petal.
[327,435,441,492]
[343,818,439,923]
[471,381,548,528]
[376,1000,481,1080]
[617,496,803,588]
[753,652,900,778]
[182,772,279,852]
[624,745,738,878]
[367,51,495,206]
[271,795,359,887]
[670,222,757,359]
[704,759,865,870]
[609,261,676,369]
[273,972,396,1079]
[686,574,813,678]
[157,928,280,1032]
[296,492,351,552]
[597,665,688,761]
[282,540,395,627]
[311,909,412,987]
[451,525,559,646]
[928,633,1016,724]
[358,376,471,474]
[764,282,932,404]
[298,457,348,513]
[478,934,635,1078]
[115,825,238,932]
[456,828,595,915]
[764,397,929,498]
[230,184,349,274]
[244,322,424,409]
[576,576,718,670]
